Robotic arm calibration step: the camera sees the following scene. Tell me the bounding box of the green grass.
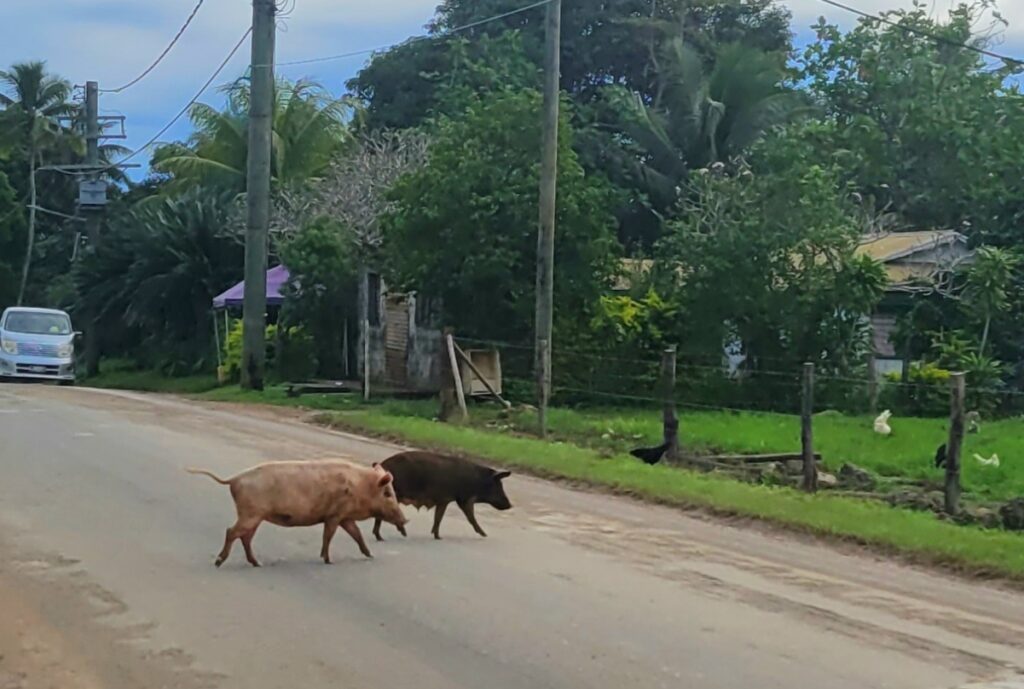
[521,406,1024,502]
[82,361,219,395]
[314,410,1024,578]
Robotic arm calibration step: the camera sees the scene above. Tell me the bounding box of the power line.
[102,0,208,94]
[111,27,253,169]
[273,0,552,68]
[817,0,1023,67]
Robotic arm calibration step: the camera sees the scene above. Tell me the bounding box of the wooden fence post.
[363,319,370,402]
[945,372,966,515]
[446,333,468,422]
[866,351,879,416]
[801,362,817,492]
[537,338,550,437]
[660,346,679,461]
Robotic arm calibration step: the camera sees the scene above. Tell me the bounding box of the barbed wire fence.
[444,334,1024,513]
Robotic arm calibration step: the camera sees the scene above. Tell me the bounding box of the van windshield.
[4,312,72,335]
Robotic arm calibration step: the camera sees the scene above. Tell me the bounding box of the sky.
[2,0,1022,180]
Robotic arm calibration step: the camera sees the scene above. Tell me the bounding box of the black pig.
[371,451,512,541]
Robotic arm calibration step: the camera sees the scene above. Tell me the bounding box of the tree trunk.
[16,148,36,305]
[980,313,991,356]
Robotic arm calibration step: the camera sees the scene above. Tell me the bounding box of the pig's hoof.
[374,534,383,542]
[397,525,408,537]
[323,558,332,565]
[215,557,225,568]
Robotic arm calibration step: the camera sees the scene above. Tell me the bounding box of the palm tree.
[0,61,75,304]
[610,40,809,213]
[153,78,350,192]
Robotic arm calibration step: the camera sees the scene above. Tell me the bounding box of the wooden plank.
[446,333,468,421]
[704,452,822,464]
[453,342,511,408]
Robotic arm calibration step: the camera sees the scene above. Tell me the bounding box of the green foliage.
[799,3,1023,233]
[381,89,619,343]
[73,189,243,370]
[224,320,309,381]
[962,246,1019,354]
[590,289,678,354]
[607,39,809,213]
[152,79,349,192]
[659,150,886,376]
[279,217,357,378]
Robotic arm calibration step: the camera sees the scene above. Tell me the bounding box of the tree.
[381,89,619,343]
[350,0,792,128]
[657,131,887,375]
[799,3,1022,231]
[153,78,350,192]
[608,39,808,214]
[962,246,1018,355]
[267,128,430,247]
[74,189,243,371]
[0,61,74,305]
[0,170,26,309]
[279,218,357,377]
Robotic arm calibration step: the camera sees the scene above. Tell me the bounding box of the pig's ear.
[494,470,511,481]
[372,462,381,469]
[378,472,393,488]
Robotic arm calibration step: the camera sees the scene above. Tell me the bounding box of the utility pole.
[241,0,276,391]
[534,0,561,437]
[83,80,102,375]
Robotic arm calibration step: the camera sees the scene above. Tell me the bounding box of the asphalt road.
[1,384,1023,689]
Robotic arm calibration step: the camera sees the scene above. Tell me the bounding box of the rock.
[783,460,805,475]
[760,462,790,487]
[999,498,1024,531]
[973,507,1002,530]
[837,463,876,491]
[817,471,839,489]
[886,489,943,513]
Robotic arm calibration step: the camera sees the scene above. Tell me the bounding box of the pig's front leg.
[341,520,373,558]
[321,519,341,564]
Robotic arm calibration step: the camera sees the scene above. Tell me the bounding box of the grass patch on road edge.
[315,410,1024,580]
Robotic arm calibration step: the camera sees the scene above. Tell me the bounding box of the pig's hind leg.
[457,499,487,538]
[240,521,262,567]
[341,520,373,558]
[216,517,261,568]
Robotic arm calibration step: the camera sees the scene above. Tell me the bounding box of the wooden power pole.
[83,81,102,375]
[534,0,561,437]
[241,0,276,391]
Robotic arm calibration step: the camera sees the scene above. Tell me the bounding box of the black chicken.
[630,442,670,465]
[934,443,947,469]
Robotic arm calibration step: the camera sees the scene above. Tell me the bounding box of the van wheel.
[58,380,74,387]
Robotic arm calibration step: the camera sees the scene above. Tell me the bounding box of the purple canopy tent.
[210,265,290,374]
[212,264,290,309]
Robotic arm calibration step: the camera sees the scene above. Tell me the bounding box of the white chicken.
[873,410,892,436]
[973,453,1000,468]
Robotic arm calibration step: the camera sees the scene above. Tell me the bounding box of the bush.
[880,362,950,417]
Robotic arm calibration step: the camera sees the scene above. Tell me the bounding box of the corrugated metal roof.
[854,230,966,263]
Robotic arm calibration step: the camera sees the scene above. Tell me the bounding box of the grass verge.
[311,409,1024,580]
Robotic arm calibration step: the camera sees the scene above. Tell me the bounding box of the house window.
[367,273,381,326]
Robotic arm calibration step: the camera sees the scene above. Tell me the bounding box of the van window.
[4,312,72,335]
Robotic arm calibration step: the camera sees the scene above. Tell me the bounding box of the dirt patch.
[0,543,217,689]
